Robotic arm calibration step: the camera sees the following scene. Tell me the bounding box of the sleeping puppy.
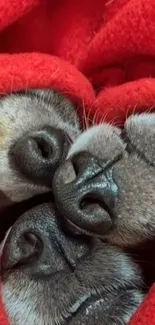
[0,203,143,325]
[52,113,155,248]
[0,89,80,210]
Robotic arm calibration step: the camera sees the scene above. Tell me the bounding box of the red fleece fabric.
[0,0,155,324]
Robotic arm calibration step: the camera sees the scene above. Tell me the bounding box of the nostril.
[79,197,113,235]
[15,232,42,267]
[34,137,54,159]
[80,198,106,211]
[22,233,42,255]
[80,196,115,218]
[10,126,70,187]
[1,232,42,271]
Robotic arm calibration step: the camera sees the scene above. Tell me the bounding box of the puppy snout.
[52,152,119,238]
[1,203,91,276]
[10,126,70,187]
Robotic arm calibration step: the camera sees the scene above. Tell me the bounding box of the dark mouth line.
[120,130,154,168]
[65,293,102,324]
[64,282,142,324]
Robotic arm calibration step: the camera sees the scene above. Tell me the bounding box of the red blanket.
[0,0,155,324]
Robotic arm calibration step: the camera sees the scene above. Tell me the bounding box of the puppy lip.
[67,293,90,315]
[66,292,105,323]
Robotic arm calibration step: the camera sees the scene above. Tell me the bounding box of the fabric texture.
[0,0,155,324]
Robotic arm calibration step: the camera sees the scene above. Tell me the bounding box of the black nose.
[1,203,91,275]
[10,126,70,187]
[52,152,119,238]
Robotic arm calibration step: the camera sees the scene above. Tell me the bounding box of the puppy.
[0,89,80,210]
[0,203,143,325]
[52,113,155,248]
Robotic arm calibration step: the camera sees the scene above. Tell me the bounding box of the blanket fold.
[0,0,155,324]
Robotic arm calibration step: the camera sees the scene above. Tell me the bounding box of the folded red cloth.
[0,0,155,324]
